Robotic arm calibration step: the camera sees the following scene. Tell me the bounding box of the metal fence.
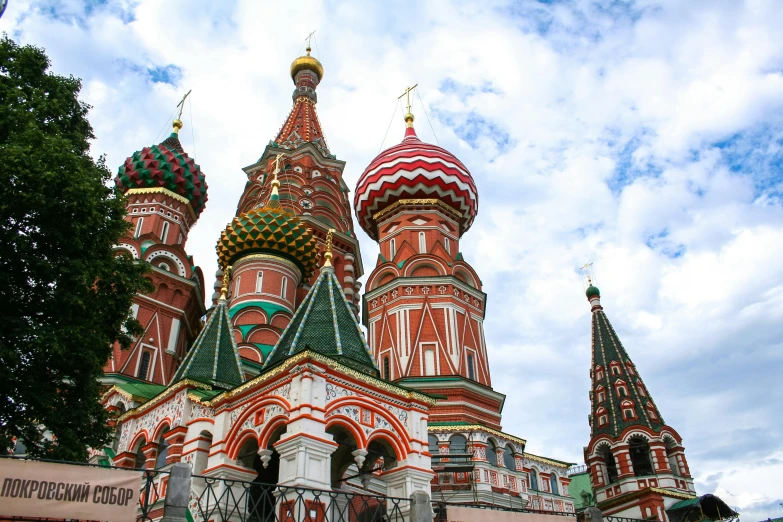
[190,475,411,522]
[0,455,166,522]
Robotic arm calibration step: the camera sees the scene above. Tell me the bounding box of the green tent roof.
[589,305,665,438]
[263,266,377,375]
[172,299,244,389]
[115,381,166,400]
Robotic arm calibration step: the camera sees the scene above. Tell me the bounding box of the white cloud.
[6,0,783,518]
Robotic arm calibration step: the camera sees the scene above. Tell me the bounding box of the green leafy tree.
[0,35,153,460]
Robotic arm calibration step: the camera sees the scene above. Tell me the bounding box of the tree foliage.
[0,35,153,460]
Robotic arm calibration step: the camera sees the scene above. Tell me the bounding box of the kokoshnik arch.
[92,43,706,521]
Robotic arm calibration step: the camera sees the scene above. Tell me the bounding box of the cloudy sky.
[5,0,783,518]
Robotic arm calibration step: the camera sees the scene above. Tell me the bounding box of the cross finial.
[305,30,316,53]
[219,265,232,301]
[323,229,335,268]
[579,262,594,285]
[172,89,192,134]
[398,84,419,127]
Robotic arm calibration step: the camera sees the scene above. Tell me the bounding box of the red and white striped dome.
[354,126,479,240]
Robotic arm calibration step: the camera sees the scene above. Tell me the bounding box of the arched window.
[503,445,515,470]
[596,407,608,427]
[621,400,636,421]
[595,366,604,381]
[665,438,680,476]
[234,276,242,298]
[160,221,169,243]
[155,429,169,468]
[390,238,396,259]
[383,356,391,380]
[138,352,151,380]
[449,434,467,455]
[133,439,147,469]
[529,469,539,491]
[281,276,288,299]
[629,435,654,477]
[428,435,439,454]
[418,232,426,253]
[134,217,144,237]
[486,440,498,466]
[599,446,618,484]
[549,472,559,495]
[256,271,264,293]
[596,386,606,403]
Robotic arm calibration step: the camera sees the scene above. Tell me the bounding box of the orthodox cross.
[398,84,418,115]
[273,153,285,176]
[176,90,192,120]
[305,30,316,50]
[579,262,594,284]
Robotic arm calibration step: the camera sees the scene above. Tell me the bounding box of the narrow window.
[138,352,151,380]
[155,432,169,468]
[383,356,391,380]
[234,276,241,298]
[390,238,396,259]
[160,221,169,243]
[444,237,450,253]
[549,473,559,495]
[529,470,539,491]
[256,271,264,293]
[418,231,426,253]
[467,353,475,380]
[424,348,435,376]
[134,217,144,237]
[619,386,627,397]
[623,407,635,420]
[281,276,288,299]
[597,390,606,402]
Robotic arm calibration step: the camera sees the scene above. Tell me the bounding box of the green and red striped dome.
[115,133,208,217]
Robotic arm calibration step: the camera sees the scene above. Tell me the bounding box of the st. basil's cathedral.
[95,46,705,521]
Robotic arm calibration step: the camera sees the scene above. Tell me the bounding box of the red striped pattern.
[354,127,478,239]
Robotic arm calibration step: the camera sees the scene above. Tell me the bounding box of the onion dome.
[354,119,478,240]
[586,285,600,298]
[290,46,324,82]
[216,178,318,280]
[115,122,208,217]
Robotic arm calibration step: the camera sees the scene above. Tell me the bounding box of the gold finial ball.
[290,47,324,82]
[404,112,415,128]
[172,119,183,133]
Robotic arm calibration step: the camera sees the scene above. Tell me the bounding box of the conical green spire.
[589,292,665,438]
[172,299,244,389]
[263,265,377,376]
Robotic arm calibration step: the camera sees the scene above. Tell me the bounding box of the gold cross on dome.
[398,84,418,115]
[579,263,594,284]
[273,153,285,175]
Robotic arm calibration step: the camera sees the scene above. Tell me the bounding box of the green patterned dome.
[217,192,318,280]
[586,285,601,298]
[115,132,208,217]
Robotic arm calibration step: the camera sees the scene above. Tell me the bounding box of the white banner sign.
[0,458,144,522]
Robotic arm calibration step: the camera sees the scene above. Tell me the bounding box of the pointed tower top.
[172,297,244,389]
[588,287,665,438]
[172,89,191,135]
[218,265,231,302]
[263,266,377,375]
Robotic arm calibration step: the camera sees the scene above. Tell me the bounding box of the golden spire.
[172,89,192,135]
[271,153,284,195]
[323,229,335,268]
[398,84,418,128]
[219,265,232,301]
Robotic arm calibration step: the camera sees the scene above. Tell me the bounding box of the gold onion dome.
[290,47,324,81]
[216,185,318,280]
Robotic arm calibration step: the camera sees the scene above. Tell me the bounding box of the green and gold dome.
[216,179,318,280]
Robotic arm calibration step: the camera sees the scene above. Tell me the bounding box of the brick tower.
[583,281,696,518]
[104,117,208,386]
